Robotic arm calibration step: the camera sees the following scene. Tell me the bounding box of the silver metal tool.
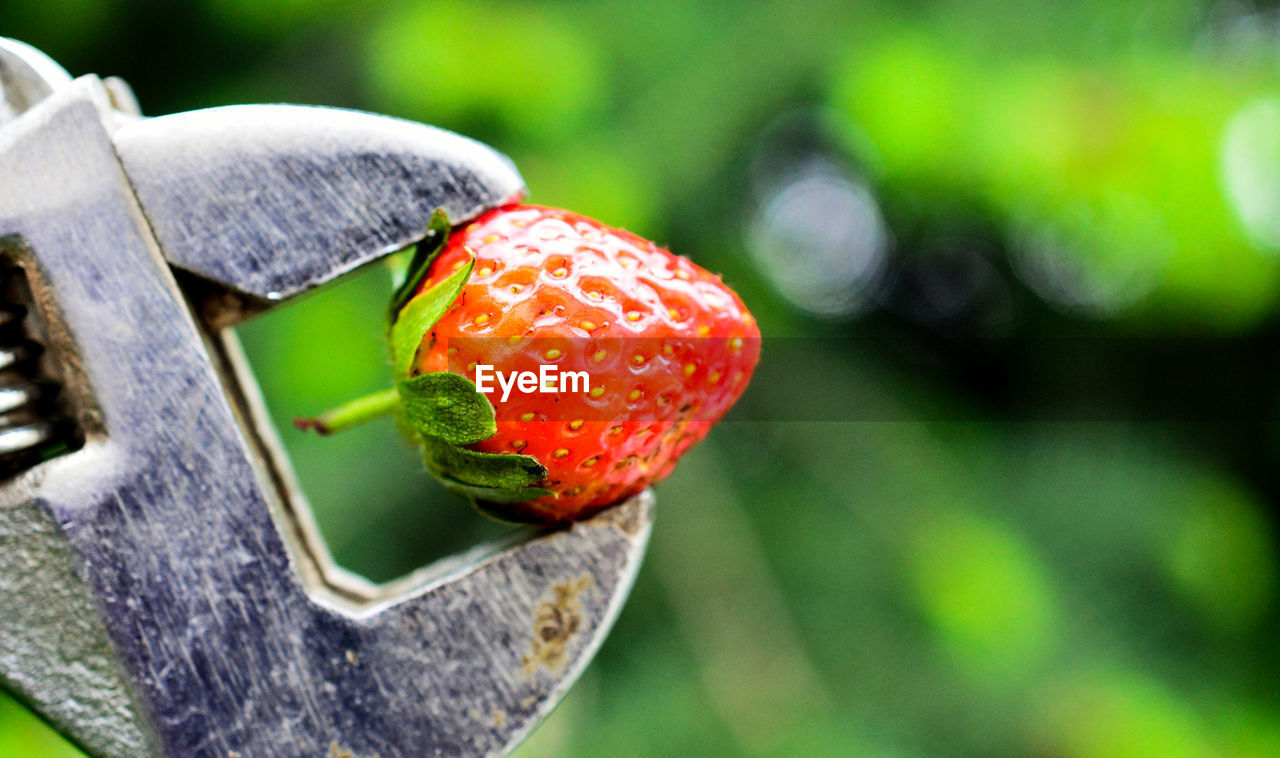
[0,39,651,757]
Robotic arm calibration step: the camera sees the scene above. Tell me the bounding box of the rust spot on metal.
[491,709,506,727]
[521,574,595,675]
[326,742,353,758]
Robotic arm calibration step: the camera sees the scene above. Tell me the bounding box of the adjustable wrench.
[0,38,651,758]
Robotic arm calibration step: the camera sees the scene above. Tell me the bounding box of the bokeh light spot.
[1222,97,1280,252]
[1161,477,1277,632]
[831,35,963,181]
[1010,190,1171,318]
[517,145,658,236]
[1035,669,1213,758]
[747,159,889,319]
[366,0,603,143]
[907,512,1060,684]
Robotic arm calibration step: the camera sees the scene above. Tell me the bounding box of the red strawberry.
[298,204,759,522]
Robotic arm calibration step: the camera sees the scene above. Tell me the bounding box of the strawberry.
[298,204,759,522]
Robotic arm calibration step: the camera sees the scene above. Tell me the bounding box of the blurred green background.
[4,0,1280,755]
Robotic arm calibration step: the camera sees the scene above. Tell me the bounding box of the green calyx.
[397,372,495,445]
[390,256,473,380]
[421,435,549,490]
[295,208,551,519]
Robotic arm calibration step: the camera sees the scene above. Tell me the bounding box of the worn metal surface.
[0,38,72,124]
[0,469,152,757]
[0,64,651,757]
[115,104,525,306]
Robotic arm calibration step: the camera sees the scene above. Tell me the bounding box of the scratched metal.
[0,74,651,757]
[114,104,525,305]
[0,43,148,758]
[0,463,152,757]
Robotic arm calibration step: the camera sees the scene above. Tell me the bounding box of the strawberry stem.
[293,387,399,435]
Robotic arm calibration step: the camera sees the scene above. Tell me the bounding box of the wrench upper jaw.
[112,103,526,322]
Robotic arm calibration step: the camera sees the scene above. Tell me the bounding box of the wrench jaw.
[0,47,652,758]
[114,103,527,326]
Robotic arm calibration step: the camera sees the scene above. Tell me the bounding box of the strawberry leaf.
[396,372,496,445]
[390,255,474,380]
[388,208,451,318]
[421,435,548,489]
